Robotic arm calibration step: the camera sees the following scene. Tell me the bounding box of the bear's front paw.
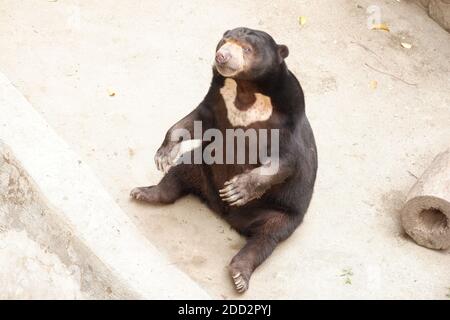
[219,173,266,207]
[154,143,180,173]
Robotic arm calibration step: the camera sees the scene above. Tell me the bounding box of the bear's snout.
[215,50,231,65]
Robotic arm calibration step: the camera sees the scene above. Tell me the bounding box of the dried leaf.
[401,42,412,49]
[299,16,307,26]
[370,80,378,89]
[371,23,390,32]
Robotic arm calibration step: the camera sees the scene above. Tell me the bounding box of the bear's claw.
[231,271,248,293]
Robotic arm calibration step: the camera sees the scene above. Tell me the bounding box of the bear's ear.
[223,30,231,37]
[278,44,289,60]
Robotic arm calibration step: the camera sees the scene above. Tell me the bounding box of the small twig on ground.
[350,41,384,61]
[407,170,418,179]
[364,63,418,86]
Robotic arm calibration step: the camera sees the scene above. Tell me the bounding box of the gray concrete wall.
[0,141,134,299]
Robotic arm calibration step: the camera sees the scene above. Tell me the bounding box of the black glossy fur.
[131,27,318,293]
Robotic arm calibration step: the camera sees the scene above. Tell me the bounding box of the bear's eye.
[243,47,252,53]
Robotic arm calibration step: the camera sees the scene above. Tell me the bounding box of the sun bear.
[131,27,318,293]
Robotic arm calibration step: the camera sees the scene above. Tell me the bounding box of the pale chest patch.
[220,78,273,127]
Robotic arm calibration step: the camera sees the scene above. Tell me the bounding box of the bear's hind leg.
[229,210,301,293]
[130,165,192,204]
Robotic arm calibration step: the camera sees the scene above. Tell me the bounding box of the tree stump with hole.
[401,149,450,250]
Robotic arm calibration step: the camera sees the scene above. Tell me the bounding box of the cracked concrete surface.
[0,0,449,299]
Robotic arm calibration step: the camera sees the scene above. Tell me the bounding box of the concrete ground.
[0,79,209,299]
[0,0,449,299]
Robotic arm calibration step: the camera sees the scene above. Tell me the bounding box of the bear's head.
[214,27,289,80]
